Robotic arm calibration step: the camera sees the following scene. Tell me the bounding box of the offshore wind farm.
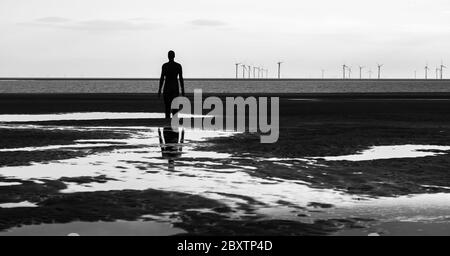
[233,61,447,80]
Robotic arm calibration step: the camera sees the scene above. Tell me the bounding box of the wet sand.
[0,93,450,236]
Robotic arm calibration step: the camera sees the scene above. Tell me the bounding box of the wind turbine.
[321,69,325,79]
[277,62,283,79]
[253,67,257,78]
[425,64,430,79]
[342,64,348,79]
[359,66,365,79]
[248,65,252,79]
[414,70,417,79]
[440,61,447,80]
[241,64,246,79]
[348,67,352,79]
[377,64,383,79]
[235,63,241,79]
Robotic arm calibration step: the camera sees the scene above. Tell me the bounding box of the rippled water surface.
[1,79,450,93]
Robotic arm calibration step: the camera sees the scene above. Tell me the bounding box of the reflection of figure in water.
[158,127,185,171]
[158,50,185,119]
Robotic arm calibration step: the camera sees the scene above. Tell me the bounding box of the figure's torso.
[162,61,181,93]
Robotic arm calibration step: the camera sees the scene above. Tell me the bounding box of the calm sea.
[0,79,449,94]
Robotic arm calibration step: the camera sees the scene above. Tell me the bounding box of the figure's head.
[168,50,175,61]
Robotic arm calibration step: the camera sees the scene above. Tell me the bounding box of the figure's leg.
[170,92,181,117]
[163,94,171,119]
[158,128,164,144]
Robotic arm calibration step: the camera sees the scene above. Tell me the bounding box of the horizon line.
[1,77,450,81]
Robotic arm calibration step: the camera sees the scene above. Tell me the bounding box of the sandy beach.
[1,93,450,236]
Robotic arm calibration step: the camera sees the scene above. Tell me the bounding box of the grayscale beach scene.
[1,0,450,238]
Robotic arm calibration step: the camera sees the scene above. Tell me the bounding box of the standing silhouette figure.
[158,50,185,119]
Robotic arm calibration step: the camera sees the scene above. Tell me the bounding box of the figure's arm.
[179,65,185,96]
[158,66,165,98]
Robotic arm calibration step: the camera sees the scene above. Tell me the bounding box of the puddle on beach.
[330,193,450,236]
[0,112,210,122]
[0,182,22,186]
[0,201,37,209]
[0,220,185,236]
[334,221,450,236]
[1,112,450,235]
[312,145,450,161]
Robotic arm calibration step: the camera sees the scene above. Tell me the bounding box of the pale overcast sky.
[1,0,450,78]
